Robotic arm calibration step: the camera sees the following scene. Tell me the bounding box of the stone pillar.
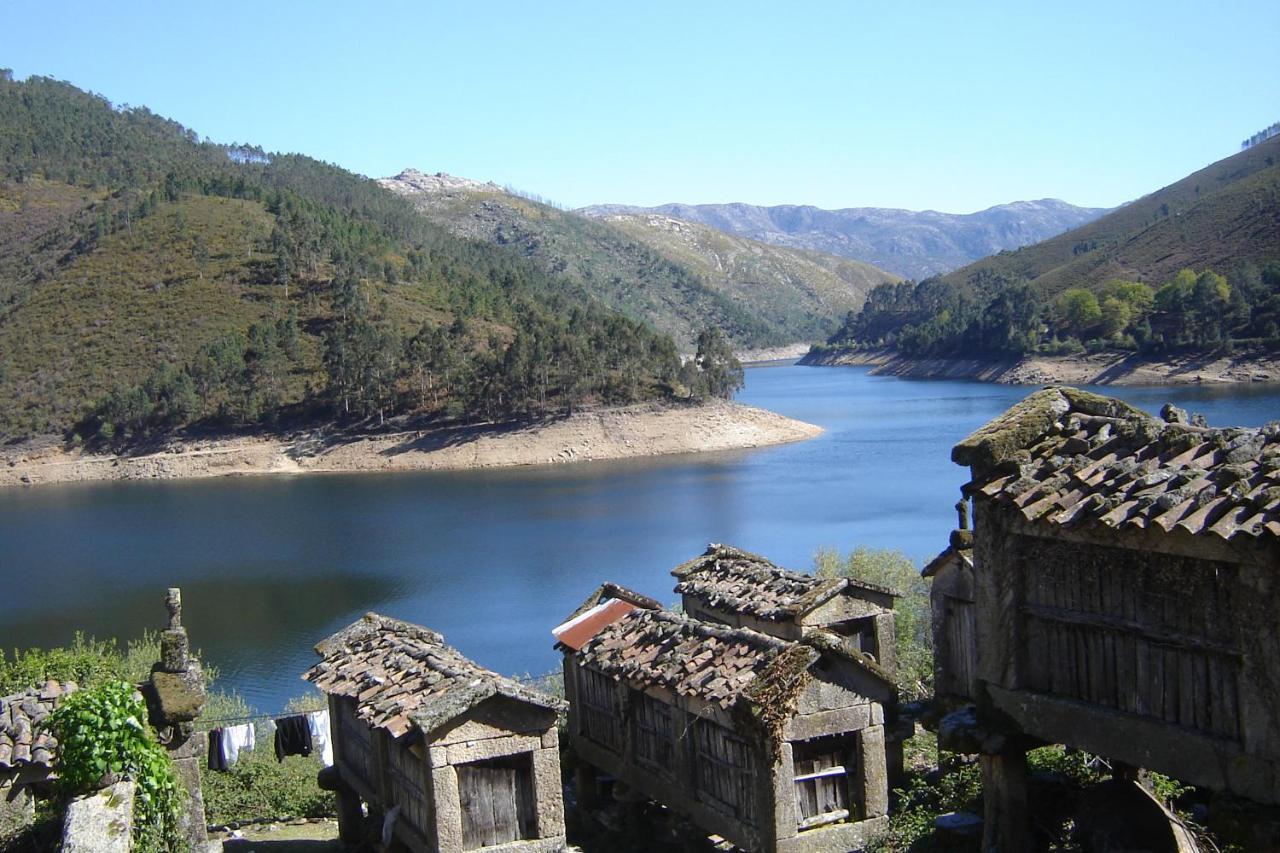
[857,724,889,819]
[980,746,1029,853]
[574,763,600,810]
[872,612,897,675]
[143,588,208,847]
[532,731,565,841]
[318,764,364,843]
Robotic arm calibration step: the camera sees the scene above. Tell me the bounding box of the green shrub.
[867,758,982,852]
[43,680,186,852]
[200,748,334,825]
[814,546,933,700]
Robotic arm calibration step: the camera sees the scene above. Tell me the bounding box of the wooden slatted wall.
[1021,554,1241,740]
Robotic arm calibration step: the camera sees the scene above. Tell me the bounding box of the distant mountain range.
[578,199,1110,281]
[380,169,898,348]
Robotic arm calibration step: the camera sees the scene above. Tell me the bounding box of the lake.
[1,365,1276,713]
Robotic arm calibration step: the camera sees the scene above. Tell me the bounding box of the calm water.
[1,365,1276,712]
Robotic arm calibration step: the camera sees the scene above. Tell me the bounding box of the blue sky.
[6,1,1278,212]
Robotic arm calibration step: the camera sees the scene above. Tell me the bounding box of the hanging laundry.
[221,722,256,767]
[306,709,334,767]
[207,728,226,771]
[273,714,313,761]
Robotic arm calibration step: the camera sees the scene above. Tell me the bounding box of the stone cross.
[165,588,181,630]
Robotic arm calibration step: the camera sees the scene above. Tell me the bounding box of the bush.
[866,757,982,852]
[201,748,333,824]
[43,680,186,852]
[814,546,933,700]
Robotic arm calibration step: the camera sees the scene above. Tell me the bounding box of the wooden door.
[457,756,534,849]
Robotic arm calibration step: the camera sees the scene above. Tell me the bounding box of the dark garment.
[274,714,313,761]
[207,728,226,771]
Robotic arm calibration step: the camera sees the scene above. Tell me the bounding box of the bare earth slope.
[1,400,822,488]
[578,198,1108,281]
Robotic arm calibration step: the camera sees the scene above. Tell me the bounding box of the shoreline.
[0,400,822,489]
[801,347,1280,386]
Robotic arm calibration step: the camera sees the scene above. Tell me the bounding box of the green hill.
[380,170,898,349]
[818,138,1280,359]
[941,135,1280,299]
[0,73,688,440]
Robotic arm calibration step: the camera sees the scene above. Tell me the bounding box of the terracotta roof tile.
[672,544,897,622]
[0,679,76,771]
[304,614,562,739]
[957,388,1280,543]
[576,608,806,709]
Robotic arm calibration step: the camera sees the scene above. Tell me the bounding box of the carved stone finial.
[956,498,970,531]
[165,588,181,630]
[1160,403,1188,425]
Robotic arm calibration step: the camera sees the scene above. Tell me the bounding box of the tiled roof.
[955,387,1280,542]
[304,614,563,739]
[562,582,662,624]
[0,680,76,772]
[672,543,896,621]
[553,598,641,651]
[577,608,797,709]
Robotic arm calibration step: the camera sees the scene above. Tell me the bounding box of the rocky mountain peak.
[380,169,502,197]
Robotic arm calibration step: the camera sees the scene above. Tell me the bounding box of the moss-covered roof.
[304,613,562,739]
[672,543,897,622]
[956,387,1280,542]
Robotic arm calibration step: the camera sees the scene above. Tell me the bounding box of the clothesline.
[206,708,334,770]
[200,709,315,726]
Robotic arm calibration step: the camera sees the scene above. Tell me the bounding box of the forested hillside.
[380,169,897,348]
[817,138,1280,360]
[0,73,711,441]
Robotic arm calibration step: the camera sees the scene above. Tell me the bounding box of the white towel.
[307,709,333,767]
[221,722,255,766]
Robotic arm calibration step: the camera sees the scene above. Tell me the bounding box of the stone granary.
[555,582,896,853]
[304,613,566,852]
[0,679,75,838]
[941,387,1280,849]
[674,544,900,673]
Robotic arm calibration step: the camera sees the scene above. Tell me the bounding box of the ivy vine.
[43,680,186,852]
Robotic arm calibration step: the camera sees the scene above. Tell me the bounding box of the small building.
[556,588,896,853]
[0,680,74,838]
[305,613,566,852]
[943,387,1280,849]
[673,544,899,673]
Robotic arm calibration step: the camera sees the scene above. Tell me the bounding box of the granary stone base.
[168,729,209,845]
[776,816,888,853]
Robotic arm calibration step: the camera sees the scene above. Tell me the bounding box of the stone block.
[61,780,134,853]
[857,725,888,819]
[149,666,206,723]
[159,629,190,672]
